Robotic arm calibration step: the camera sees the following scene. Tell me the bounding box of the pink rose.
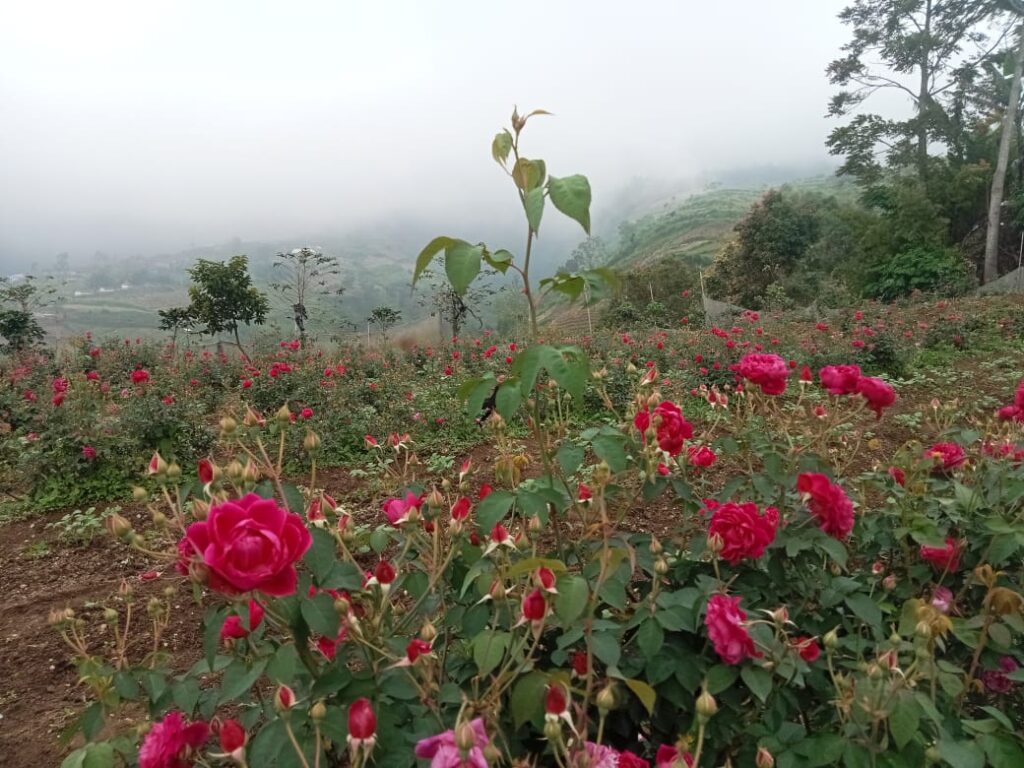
[177,494,311,596]
[139,711,208,768]
[415,718,489,768]
[855,376,896,418]
[737,353,789,395]
[705,594,761,665]
[819,365,861,395]
[797,473,855,540]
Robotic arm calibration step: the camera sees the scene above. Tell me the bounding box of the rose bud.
[544,684,569,722]
[756,747,775,768]
[105,512,134,540]
[696,688,718,722]
[218,718,247,758]
[347,698,377,755]
[274,685,296,712]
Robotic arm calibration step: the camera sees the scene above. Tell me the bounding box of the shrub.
[865,247,974,301]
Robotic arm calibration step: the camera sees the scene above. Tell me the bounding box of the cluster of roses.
[734,355,896,417]
[996,379,1024,423]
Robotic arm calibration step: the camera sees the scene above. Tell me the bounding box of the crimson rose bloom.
[619,751,651,768]
[855,376,896,418]
[819,365,861,395]
[925,442,966,473]
[705,594,761,665]
[797,473,855,540]
[139,711,209,768]
[919,538,961,573]
[792,636,821,663]
[655,745,694,767]
[708,502,779,565]
[178,494,311,596]
[634,400,693,456]
[737,353,789,395]
[687,445,717,468]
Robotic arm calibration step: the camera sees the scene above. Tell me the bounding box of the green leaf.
[304,528,338,585]
[555,576,589,624]
[888,694,920,750]
[81,743,116,768]
[547,174,592,234]
[512,157,546,191]
[413,236,457,285]
[61,748,88,768]
[172,678,201,714]
[525,187,545,234]
[845,593,882,626]
[802,734,846,766]
[510,671,547,728]
[476,490,515,530]
[465,375,498,419]
[591,433,627,473]
[706,664,739,694]
[267,644,300,684]
[979,734,1024,768]
[495,381,523,420]
[280,482,305,515]
[816,535,848,568]
[623,677,657,714]
[590,631,621,668]
[473,630,511,677]
[484,248,514,274]
[491,130,513,166]
[556,443,584,475]
[204,606,229,671]
[741,665,772,704]
[936,739,985,768]
[540,345,589,401]
[445,241,484,295]
[504,556,566,580]
[301,592,340,638]
[218,658,268,704]
[637,619,664,658]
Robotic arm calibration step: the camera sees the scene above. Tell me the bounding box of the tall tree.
[184,256,268,361]
[985,12,1024,281]
[828,0,1007,183]
[270,247,343,348]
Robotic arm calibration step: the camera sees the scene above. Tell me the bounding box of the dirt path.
[0,509,201,768]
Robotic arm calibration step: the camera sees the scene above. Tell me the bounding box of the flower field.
[2,293,1024,768]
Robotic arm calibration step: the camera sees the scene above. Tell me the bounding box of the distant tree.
[367,306,401,341]
[270,246,343,348]
[707,190,821,308]
[827,0,1008,182]
[157,306,196,346]
[415,267,499,338]
[183,256,268,361]
[0,310,44,353]
[0,275,56,314]
[561,236,610,272]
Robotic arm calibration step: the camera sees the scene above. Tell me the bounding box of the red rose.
[217,719,247,754]
[570,650,589,676]
[522,588,547,622]
[919,538,961,573]
[737,353,789,395]
[888,466,906,486]
[619,751,651,768]
[797,472,855,540]
[219,599,264,643]
[687,445,717,468]
[634,400,693,456]
[544,684,569,717]
[925,442,966,473]
[197,458,215,485]
[708,502,779,565]
[178,493,311,596]
[705,594,761,665]
[139,711,209,768]
[131,368,151,385]
[855,376,896,418]
[818,365,861,395]
[655,744,695,767]
[792,636,821,663]
[348,698,377,745]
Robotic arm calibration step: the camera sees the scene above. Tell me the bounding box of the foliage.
[184,256,269,360]
[271,247,344,347]
[865,246,975,301]
[366,306,402,340]
[0,309,45,352]
[48,506,113,547]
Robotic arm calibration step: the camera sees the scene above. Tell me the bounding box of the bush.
[865,247,974,301]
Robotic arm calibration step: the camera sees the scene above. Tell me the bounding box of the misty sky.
[1,1,873,263]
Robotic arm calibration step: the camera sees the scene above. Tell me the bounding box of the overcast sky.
[0,0,864,263]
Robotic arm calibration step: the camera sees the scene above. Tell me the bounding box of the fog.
[1,0,857,268]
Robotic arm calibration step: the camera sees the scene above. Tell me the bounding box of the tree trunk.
[232,326,251,362]
[916,0,934,179]
[985,27,1024,284]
